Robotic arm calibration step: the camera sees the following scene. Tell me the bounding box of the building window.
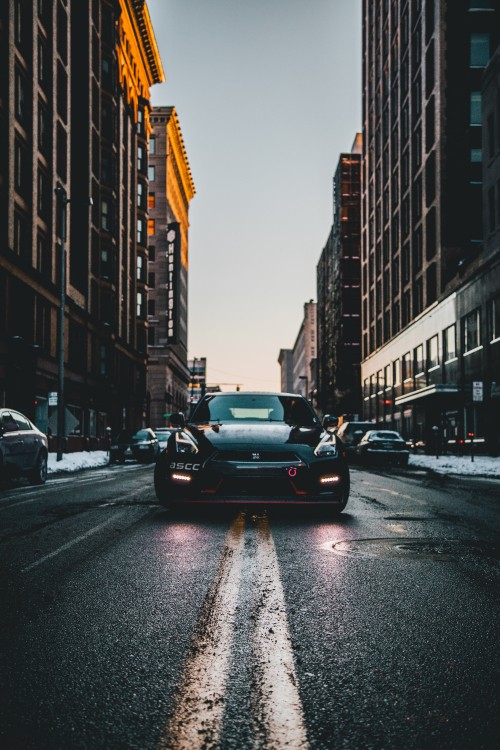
[148,244,155,262]
[137,218,145,244]
[148,165,155,182]
[137,291,145,318]
[427,335,439,369]
[414,344,424,376]
[136,255,144,281]
[148,327,155,346]
[148,219,155,236]
[471,148,482,162]
[402,351,413,381]
[15,68,29,125]
[469,1,495,8]
[149,136,156,155]
[470,33,490,67]
[443,324,456,361]
[137,182,144,208]
[138,145,145,172]
[393,359,400,387]
[148,299,156,316]
[137,109,144,136]
[463,309,481,351]
[101,199,110,231]
[148,192,155,209]
[148,272,155,288]
[488,296,500,341]
[470,92,482,125]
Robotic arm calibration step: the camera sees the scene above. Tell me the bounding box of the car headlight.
[314,440,338,457]
[175,431,199,455]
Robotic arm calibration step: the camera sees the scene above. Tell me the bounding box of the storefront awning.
[395,384,460,406]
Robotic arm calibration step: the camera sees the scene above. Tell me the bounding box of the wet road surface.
[0,463,499,749]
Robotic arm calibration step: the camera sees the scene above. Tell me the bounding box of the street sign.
[48,391,58,406]
[472,381,483,402]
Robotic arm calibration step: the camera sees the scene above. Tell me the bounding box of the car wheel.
[399,455,409,467]
[28,451,48,485]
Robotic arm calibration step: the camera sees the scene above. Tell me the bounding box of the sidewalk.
[48,450,500,479]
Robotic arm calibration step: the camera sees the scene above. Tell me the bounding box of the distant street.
[0,464,499,750]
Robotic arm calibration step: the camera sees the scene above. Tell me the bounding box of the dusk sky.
[147,0,362,391]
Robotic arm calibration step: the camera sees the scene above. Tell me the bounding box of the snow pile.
[48,451,109,474]
[46,450,500,478]
[409,453,500,478]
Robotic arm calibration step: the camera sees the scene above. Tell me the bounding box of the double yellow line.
[158,513,309,750]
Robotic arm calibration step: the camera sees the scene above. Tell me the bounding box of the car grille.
[218,477,296,497]
[212,450,300,463]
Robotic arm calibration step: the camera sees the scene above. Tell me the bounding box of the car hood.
[188,422,323,449]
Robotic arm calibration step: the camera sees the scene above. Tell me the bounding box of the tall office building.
[147,107,195,425]
[316,134,362,417]
[0,1,163,441]
[361,0,499,449]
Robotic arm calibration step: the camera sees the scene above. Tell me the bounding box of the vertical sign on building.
[166,223,181,343]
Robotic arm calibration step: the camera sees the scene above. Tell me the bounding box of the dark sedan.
[356,429,410,466]
[0,408,48,484]
[154,392,350,512]
[109,428,159,464]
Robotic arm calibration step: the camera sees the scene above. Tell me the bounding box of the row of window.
[363,297,500,396]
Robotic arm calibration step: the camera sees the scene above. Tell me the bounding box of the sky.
[147,0,362,392]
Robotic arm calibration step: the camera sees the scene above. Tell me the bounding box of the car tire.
[399,455,409,467]
[28,451,48,485]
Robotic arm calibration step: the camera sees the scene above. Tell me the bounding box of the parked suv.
[335,421,376,457]
[0,408,48,484]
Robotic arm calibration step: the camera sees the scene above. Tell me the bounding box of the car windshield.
[190,394,318,427]
[132,429,152,440]
[370,431,402,440]
[156,431,171,442]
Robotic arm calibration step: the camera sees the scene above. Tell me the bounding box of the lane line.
[253,516,309,750]
[157,513,246,750]
[21,511,128,572]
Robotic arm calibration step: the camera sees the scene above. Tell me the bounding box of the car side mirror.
[322,415,338,430]
[169,412,185,429]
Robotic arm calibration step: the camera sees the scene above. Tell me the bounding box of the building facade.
[361,0,500,451]
[278,349,294,393]
[292,301,317,401]
[147,107,195,426]
[0,0,164,442]
[317,134,362,417]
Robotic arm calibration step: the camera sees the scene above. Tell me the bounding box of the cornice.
[129,0,165,85]
[166,107,196,202]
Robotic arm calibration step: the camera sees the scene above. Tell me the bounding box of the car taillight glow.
[172,473,192,483]
[320,475,341,484]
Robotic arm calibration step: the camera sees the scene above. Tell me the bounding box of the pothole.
[323,538,500,560]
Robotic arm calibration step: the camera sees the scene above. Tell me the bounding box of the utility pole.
[55,185,68,461]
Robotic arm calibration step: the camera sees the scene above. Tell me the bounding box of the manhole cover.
[325,538,500,560]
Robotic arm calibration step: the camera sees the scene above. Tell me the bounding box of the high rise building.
[317,134,362,417]
[0,1,163,442]
[361,0,499,449]
[147,107,195,426]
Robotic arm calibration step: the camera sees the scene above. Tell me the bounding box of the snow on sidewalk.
[47,450,500,479]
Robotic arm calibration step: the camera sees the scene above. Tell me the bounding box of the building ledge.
[395,384,460,406]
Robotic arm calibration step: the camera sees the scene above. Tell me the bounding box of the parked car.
[109,428,159,464]
[154,391,350,513]
[356,430,410,466]
[335,421,376,456]
[0,408,48,484]
[155,428,176,452]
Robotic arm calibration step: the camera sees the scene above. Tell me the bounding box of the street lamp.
[55,184,69,461]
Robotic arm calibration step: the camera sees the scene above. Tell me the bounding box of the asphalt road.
[0,462,499,750]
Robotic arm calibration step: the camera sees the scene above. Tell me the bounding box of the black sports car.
[154,392,349,512]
